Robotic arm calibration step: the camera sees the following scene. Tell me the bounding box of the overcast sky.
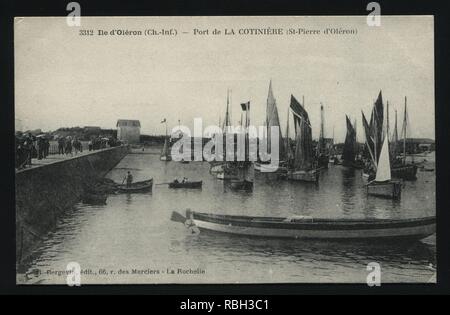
[15,16,434,142]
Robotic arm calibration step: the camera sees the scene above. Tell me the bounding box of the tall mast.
[354,118,358,158]
[320,103,324,151]
[373,103,377,164]
[403,96,407,165]
[332,125,335,144]
[386,100,390,142]
[286,108,290,159]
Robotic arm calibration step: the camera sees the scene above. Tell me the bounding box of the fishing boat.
[216,171,238,180]
[117,179,153,193]
[254,163,287,173]
[218,89,241,179]
[228,101,254,190]
[160,119,172,161]
[361,91,385,179]
[171,210,435,241]
[286,95,319,183]
[342,116,364,168]
[255,81,286,173]
[168,180,202,189]
[366,136,401,199]
[390,97,418,180]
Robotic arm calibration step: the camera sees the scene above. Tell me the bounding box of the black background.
[1,0,449,300]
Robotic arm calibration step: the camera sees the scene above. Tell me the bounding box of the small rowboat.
[254,161,287,173]
[287,169,319,183]
[117,179,153,193]
[168,180,202,189]
[171,210,435,241]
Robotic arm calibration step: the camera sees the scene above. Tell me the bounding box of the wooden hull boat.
[175,210,435,241]
[366,180,401,199]
[169,181,202,189]
[229,179,253,191]
[287,169,319,183]
[117,179,153,193]
[391,163,418,180]
[217,172,239,180]
[254,161,287,173]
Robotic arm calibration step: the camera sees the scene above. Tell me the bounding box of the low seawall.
[16,145,130,263]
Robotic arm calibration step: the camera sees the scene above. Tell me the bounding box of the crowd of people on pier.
[15,132,123,170]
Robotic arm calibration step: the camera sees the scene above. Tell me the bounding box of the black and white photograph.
[14,15,436,285]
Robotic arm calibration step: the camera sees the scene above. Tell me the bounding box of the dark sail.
[372,91,384,162]
[362,111,376,165]
[290,95,310,134]
[290,95,314,171]
[342,115,356,163]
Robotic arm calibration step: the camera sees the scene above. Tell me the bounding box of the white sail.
[375,136,391,182]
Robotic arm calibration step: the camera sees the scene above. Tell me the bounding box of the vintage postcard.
[15,16,435,285]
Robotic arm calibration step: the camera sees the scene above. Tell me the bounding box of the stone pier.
[15,145,130,264]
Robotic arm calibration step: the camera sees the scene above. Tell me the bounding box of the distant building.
[116,119,141,144]
[394,138,435,153]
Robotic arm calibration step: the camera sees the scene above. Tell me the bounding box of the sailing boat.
[160,119,171,161]
[390,97,418,180]
[229,101,254,190]
[366,135,401,199]
[342,116,364,169]
[285,107,294,168]
[215,89,238,179]
[317,103,329,169]
[255,80,287,173]
[342,115,356,167]
[286,95,319,183]
[361,91,385,179]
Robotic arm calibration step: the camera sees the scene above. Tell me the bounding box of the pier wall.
[16,145,130,263]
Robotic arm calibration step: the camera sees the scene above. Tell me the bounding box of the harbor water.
[19,149,436,284]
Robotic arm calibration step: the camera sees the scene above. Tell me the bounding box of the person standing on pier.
[37,137,44,160]
[126,171,133,187]
[65,136,72,156]
[58,137,65,155]
[43,137,49,158]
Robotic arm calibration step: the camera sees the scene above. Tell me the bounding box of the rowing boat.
[168,181,202,189]
[117,179,153,192]
[172,210,435,241]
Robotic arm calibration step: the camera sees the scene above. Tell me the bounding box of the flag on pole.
[240,101,250,111]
